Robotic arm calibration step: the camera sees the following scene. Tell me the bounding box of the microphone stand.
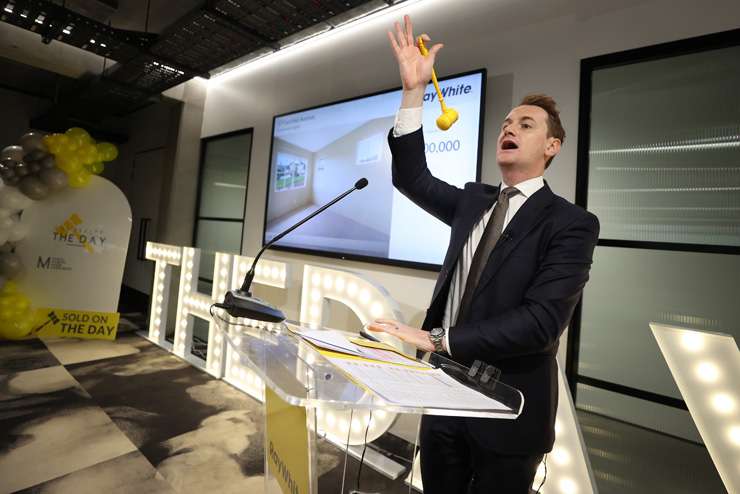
[220,178,369,322]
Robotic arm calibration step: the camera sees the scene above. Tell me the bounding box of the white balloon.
[7,221,29,242]
[0,228,8,247]
[0,186,33,211]
[0,216,13,229]
[0,208,11,219]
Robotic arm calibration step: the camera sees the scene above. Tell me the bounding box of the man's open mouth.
[501,139,518,150]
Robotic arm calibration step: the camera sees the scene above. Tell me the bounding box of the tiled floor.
[3,332,725,493]
[0,333,414,494]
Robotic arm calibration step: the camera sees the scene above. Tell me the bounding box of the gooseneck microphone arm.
[239,177,368,295]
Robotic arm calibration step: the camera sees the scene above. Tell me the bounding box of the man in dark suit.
[367,16,599,494]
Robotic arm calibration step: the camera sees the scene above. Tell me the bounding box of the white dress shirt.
[393,107,545,354]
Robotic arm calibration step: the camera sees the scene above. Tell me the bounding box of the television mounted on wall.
[263,68,487,271]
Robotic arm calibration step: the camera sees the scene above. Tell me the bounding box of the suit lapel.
[472,183,555,297]
[429,184,498,305]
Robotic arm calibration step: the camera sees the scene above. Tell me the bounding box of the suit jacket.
[388,128,599,455]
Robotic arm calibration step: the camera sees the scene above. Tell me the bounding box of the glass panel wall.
[192,130,252,358]
[575,34,739,494]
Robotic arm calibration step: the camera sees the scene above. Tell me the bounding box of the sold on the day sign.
[34,308,120,340]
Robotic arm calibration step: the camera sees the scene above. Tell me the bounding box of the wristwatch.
[429,326,446,354]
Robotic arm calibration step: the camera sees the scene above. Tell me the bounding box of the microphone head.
[355,178,369,190]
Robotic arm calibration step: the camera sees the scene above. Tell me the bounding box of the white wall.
[312,116,395,234]
[199,0,740,329]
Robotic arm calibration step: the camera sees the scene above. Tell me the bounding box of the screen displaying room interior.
[264,70,485,269]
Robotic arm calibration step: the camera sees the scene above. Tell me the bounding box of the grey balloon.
[29,162,42,173]
[0,252,23,279]
[1,145,24,161]
[14,161,30,177]
[40,154,56,169]
[19,176,49,200]
[24,149,48,162]
[39,167,68,191]
[20,131,47,153]
[0,157,18,169]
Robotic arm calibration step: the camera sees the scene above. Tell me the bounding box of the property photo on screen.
[264,70,485,268]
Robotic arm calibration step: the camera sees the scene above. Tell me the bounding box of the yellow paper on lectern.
[34,308,120,340]
[265,387,310,494]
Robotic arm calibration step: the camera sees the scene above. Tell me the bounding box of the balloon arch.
[0,127,118,340]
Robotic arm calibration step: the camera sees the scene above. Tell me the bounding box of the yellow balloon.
[96,142,118,162]
[66,127,92,146]
[0,306,14,320]
[79,143,97,164]
[68,170,92,188]
[0,315,34,340]
[89,162,105,174]
[12,296,30,312]
[57,153,82,173]
[2,280,17,294]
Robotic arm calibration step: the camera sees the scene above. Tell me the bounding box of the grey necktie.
[456,186,520,323]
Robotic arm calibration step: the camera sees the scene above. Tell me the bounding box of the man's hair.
[519,94,565,169]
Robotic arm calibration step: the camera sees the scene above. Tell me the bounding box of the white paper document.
[297,330,363,356]
[326,357,511,411]
[297,329,428,367]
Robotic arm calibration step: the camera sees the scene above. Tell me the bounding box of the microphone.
[220,178,369,322]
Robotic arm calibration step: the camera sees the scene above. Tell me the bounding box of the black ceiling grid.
[1,0,391,138]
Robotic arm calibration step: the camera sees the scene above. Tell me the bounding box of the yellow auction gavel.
[417,36,459,131]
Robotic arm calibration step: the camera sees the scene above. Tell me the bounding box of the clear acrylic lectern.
[216,317,523,494]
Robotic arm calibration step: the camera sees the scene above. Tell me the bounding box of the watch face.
[430,327,444,339]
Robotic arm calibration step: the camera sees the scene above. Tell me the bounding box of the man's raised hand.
[387,15,443,96]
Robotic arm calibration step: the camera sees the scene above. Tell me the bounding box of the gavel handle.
[417,36,448,112]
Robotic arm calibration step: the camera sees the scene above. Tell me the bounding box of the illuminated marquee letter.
[651,323,740,494]
[172,248,234,377]
[299,264,409,445]
[223,255,289,401]
[145,242,182,345]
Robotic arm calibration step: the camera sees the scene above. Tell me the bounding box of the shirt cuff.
[443,325,452,356]
[393,106,423,137]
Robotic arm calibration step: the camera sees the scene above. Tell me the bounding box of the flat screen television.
[263,68,486,270]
